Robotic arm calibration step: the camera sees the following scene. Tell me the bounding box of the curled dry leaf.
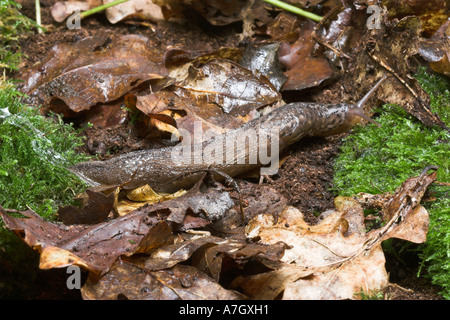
[234,168,436,300]
[20,34,168,114]
[104,0,165,24]
[51,0,165,24]
[51,0,99,23]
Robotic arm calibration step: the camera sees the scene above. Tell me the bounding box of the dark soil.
[2,0,444,300]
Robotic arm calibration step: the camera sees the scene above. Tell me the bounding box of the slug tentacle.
[349,75,388,128]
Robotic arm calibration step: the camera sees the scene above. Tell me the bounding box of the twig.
[35,0,42,34]
[80,0,129,19]
[262,0,323,22]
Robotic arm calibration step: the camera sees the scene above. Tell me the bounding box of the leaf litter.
[3,0,449,300]
[0,166,438,299]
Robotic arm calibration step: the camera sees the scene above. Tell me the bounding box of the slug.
[69,76,387,193]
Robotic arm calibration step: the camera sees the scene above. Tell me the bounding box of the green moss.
[0,81,91,298]
[0,0,37,71]
[0,82,90,218]
[333,68,450,298]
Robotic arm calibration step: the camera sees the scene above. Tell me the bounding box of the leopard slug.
[69,76,387,193]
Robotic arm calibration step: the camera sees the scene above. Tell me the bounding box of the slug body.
[69,77,386,193]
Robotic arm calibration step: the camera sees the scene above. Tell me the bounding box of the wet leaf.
[173,58,281,116]
[383,0,449,37]
[136,57,281,138]
[20,34,168,114]
[0,205,170,275]
[144,234,229,271]
[278,20,334,91]
[240,43,287,91]
[419,20,450,77]
[77,99,129,129]
[81,261,246,300]
[58,188,115,225]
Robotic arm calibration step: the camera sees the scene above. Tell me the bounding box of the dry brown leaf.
[234,168,436,299]
[51,0,98,23]
[51,0,165,24]
[104,0,165,24]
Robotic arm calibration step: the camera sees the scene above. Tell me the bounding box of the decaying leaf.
[419,19,450,77]
[58,188,115,225]
[136,56,281,138]
[322,6,448,129]
[0,205,171,275]
[278,20,334,91]
[81,261,246,300]
[116,184,187,216]
[240,42,287,91]
[20,34,168,114]
[173,58,281,116]
[233,168,436,299]
[104,0,165,24]
[383,0,449,37]
[0,166,437,299]
[0,174,236,275]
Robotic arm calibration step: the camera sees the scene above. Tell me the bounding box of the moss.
[0,81,91,298]
[0,82,91,218]
[0,0,37,71]
[333,68,450,298]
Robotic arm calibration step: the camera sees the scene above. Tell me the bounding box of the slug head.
[315,76,387,136]
[347,107,381,128]
[349,75,388,128]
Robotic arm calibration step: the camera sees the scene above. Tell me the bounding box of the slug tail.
[67,162,103,187]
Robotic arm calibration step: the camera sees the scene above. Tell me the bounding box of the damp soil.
[3,0,444,300]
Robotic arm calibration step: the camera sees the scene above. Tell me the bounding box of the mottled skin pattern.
[69,78,386,193]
